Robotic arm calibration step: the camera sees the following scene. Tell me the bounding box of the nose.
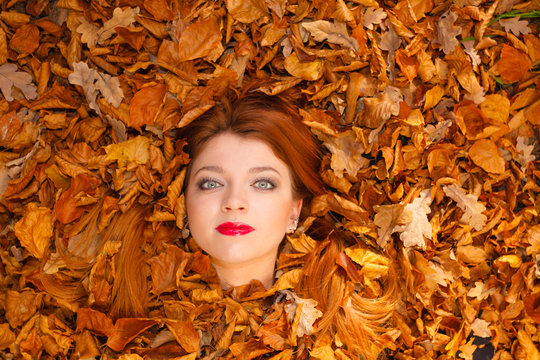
[221,185,248,212]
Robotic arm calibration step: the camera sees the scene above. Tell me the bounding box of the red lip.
[215,222,254,236]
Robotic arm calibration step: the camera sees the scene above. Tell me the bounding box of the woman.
[42,87,397,359]
[177,88,397,359]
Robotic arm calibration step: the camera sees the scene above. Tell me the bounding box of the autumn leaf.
[283,52,324,81]
[301,20,359,52]
[104,135,152,165]
[497,44,532,83]
[499,17,531,36]
[443,184,487,230]
[0,63,38,101]
[14,203,54,259]
[9,24,39,55]
[283,290,323,337]
[54,174,101,224]
[226,0,268,23]
[395,189,432,249]
[77,7,140,47]
[177,18,222,61]
[129,83,168,129]
[434,11,461,54]
[68,62,124,112]
[468,138,506,174]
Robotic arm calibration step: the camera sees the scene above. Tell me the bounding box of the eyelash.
[196,177,276,191]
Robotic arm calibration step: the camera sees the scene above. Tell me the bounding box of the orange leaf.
[9,24,39,55]
[149,246,187,294]
[469,139,505,174]
[229,338,271,360]
[166,320,201,353]
[19,326,43,359]
[115,27,146,51]
[76,308,114,337]
[395,49,418,82]
[14,203,54,259]
[144,0,175,21]
[106,318,157,352]
[54,174,101,224]
[129,83,168,129]
[497,44,532,83]
[0,111,21,146]
[0,323,15,350]
[5,290,40,328]
[177,18,221,62]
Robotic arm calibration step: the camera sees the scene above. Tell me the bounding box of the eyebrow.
[193,166,281,176]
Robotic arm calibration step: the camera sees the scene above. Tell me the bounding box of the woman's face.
[185,132,302,269]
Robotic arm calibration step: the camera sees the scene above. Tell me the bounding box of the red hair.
[177,88,325,201]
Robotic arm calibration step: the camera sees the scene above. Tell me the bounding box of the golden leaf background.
[0,0,539,359]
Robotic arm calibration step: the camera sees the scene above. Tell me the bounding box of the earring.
[182,219,190,238]
[288,218,298,233]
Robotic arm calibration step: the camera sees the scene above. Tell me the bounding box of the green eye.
[199,179,221,190]
[254,179,275,190]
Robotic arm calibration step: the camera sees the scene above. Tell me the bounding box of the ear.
[289,198,303,227]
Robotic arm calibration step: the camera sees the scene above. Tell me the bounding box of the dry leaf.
[499,17,531,36]
[497,44,532,83]
[469,138,506,174]
[443,184,487,230]
[302,20,359,52]
[14,203,54,259]
[0,63,38,101]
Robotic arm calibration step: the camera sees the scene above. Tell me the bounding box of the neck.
[211,252,277,290]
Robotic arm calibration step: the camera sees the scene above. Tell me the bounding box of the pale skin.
[185,132,302,289]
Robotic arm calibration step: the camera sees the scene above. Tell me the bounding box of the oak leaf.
[77,7,140,47]
[283,290,323,337]
[0,63,38,101]
[395,189,432,249]
[363,8,387,30]
[301,20,359,52]
[434,11,461,54]
[68,62,124,113]
[516,136,535,171]
[14,203,54,259]
[313,129,368,178]
[471,318,491,338]
[499,16,531,36]
[443,184,487,230]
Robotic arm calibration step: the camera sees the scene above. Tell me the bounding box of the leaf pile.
[0,0,539,359]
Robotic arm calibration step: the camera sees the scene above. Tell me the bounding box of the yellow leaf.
[480,94,510,123]
[283,52,324,81]
[494,254,522,268]
[423,85,445,111]
[104,135,151,165]
[469,139,505,174]
[14,203,54,259]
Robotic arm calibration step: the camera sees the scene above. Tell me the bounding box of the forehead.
[191,132,289,172]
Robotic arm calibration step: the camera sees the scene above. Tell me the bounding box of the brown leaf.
[469,138,506,174]
[14,203,54,259]
[497,44,532,83]
[144,0,175,21]
[106,318,157,352]
[226,0,269,23]
[129,83,168,129]
[166,320,201,353]
[9,24,39,55]
[0,323,15,350]
[149,246,187,295]
[177,18,221,62]
[5,290,41,328]
[54,174,101,224]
